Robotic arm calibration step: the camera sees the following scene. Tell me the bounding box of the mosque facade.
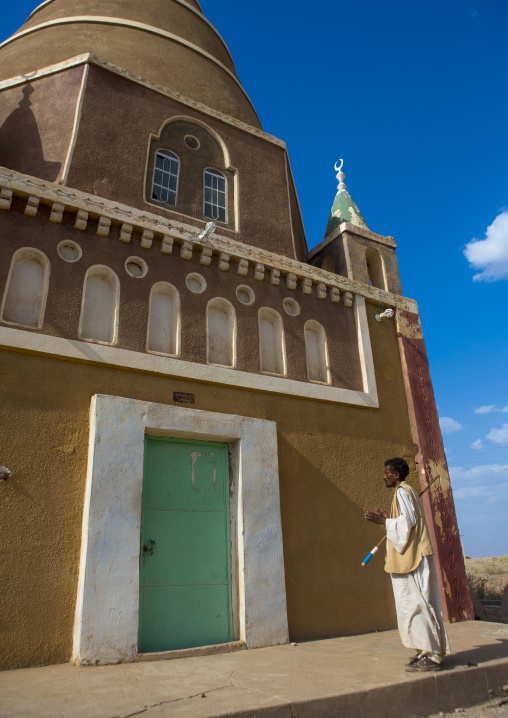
[0,0,472,670]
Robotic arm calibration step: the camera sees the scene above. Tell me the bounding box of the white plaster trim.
[0,296,379,407]
[25,0,229,64]
[1,17,258,118]
[284,151,306,260]
[355,296,378,406]
[60,64,88,184]
[73,394,289,663]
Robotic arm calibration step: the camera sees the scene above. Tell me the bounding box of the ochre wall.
[0,302,417,670]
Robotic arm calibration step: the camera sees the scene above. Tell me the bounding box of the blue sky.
[3,1,508,557]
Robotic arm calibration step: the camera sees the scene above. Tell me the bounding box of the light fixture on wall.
[0,466,11,481]
[198,221,216,242]
[375,308,394,322]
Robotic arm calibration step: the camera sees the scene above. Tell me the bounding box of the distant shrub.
[468,574,486,599]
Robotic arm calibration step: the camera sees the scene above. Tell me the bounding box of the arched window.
[152,150,180,206]
[79,265,119,344]
[258,307,286,376]
[147,282,180,356]
[1,247,50,328]
[304,320,330,384]
[207,298,235,367]
[365,248,386,290]
[204,168,227,223]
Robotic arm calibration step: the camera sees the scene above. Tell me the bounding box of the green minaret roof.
[324,161,368,237]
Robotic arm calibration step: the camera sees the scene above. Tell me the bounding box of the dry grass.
[465,556,508,600]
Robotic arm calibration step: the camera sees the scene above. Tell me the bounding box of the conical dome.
[324,161,368,237]
[0,0,261,128]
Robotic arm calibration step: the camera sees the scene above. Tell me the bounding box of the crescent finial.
[334,159,343,173]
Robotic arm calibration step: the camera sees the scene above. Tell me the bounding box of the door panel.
[139,436,233,653]
[141,511,229,585]
[140,584,232,652]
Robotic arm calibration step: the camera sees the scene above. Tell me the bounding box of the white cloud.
[471,439,485,450]
[474,405,495,414]
[474,405,508,414]
[463,209,508,282]
[450,463,508,484]
[486,423,508,446]
[454,483,508,501]
[449,465,508,505]
[439,416,464,434]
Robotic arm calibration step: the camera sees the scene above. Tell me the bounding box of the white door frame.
[72,394,289,665]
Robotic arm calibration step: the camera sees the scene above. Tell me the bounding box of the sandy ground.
[465,557,508,599]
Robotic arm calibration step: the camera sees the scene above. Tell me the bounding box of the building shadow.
[0,84,61,180]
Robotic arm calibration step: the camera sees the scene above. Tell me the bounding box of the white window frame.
[203,168,227,223]
[152,150,180,207]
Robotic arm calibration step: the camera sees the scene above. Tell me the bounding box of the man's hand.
[364,508,388,526]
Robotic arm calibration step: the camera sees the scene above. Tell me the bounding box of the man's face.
[383,464,400,488]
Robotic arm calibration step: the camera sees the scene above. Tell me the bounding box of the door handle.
[142,539,156,556]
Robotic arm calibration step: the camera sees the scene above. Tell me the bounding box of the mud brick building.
[0,0,472,669]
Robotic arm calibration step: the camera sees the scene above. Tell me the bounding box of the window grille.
[152,150,180,206]
[204,168,227,223]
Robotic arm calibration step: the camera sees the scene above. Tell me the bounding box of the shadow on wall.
[276,433,397,641]
[0,85,61,181]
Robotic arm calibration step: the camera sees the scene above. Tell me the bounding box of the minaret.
[308,160,403,295]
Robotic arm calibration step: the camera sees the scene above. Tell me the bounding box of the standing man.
[365,458,450,672]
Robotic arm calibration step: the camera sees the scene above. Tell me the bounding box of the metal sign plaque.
[173,392,195,404]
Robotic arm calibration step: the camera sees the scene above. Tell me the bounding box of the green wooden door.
[139,436,233,652]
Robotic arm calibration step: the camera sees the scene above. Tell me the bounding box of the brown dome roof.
[0,0,261,128]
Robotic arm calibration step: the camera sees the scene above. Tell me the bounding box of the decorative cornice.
[0,54,282,148]
[0,166,417,313]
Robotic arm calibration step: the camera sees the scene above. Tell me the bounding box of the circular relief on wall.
[236,284,255,306]
[125,256,148,278]
[283,297,300,316]
[186,272,207,294]
[184,135,200,149]
[57,240,82,263]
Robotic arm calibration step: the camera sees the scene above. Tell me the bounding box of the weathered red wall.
[397,309,473,622]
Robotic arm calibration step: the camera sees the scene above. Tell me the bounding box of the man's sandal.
[404,656,442,672]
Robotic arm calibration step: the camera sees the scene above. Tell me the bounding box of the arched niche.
[1,247,50,328]
[365,248,386,290]
[147,282,180,356]
[304,320,330,385]
[79,265,119,344]
[145,117,236,230]
[258,307,286,376]
[207,297,236,367]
